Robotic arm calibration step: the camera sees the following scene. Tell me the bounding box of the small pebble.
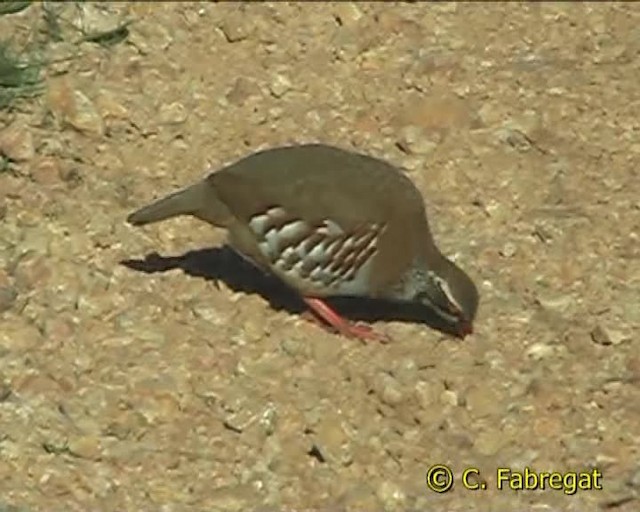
[333,3,364,27]
[30,157,62,186]
[48,78,105,136]
[535,294,574,316]
[591,324,628,346]
[158,102,188,125]
[396,125,438,155]
[465,385,503,417]
[269,73,293,98]
[0,122,35,162]
[376,480,406,511]
[219,14,253,43]
[473,429,503,456]
[414,380,439,409]
[96,89,130,120]
[499,242,517,258]
[226,77,260,106]
[375,373,404,406]
[526,342,555,360]
[68,435,102,460]
[440,389,459,407]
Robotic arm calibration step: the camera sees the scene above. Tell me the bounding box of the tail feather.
[127,182,203,226]
[127,176,235,228]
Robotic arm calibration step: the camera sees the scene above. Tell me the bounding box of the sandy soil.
[0,2,638,511]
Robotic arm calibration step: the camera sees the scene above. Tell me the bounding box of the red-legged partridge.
[127,143,479,341]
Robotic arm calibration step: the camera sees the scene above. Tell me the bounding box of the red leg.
[302,297,391,343]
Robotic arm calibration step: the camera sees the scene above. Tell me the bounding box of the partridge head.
[127,143,479,341]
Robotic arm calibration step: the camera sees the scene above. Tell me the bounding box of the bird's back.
[208,144,426,228]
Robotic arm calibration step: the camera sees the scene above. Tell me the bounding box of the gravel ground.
[0,2,638,511]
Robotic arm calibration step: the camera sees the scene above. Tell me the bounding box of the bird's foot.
[302,297,391,343]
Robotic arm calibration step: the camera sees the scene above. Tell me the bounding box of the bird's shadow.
[120,246,460,337]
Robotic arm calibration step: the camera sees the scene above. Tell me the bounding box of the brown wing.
[207,144,434,295]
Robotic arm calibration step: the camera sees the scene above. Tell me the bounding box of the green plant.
[0,41,43,110]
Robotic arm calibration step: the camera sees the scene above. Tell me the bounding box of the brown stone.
[0,121,35,162]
